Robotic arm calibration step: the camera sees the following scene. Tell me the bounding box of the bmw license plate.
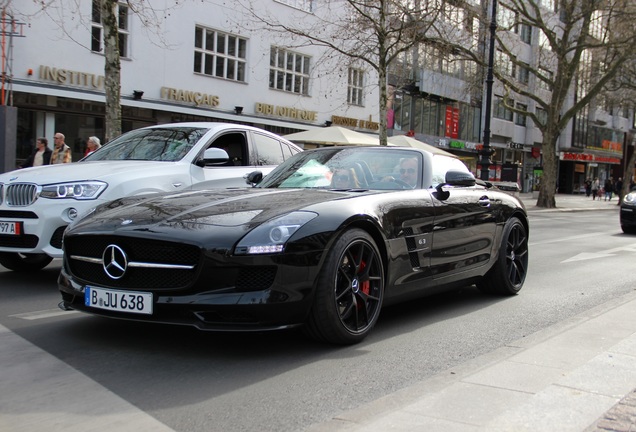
[0,221,21,235]
[85,286,153,315]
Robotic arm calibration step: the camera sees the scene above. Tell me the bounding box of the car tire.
[0,252,54,272]
[304,229,384,345]
[621,225,636,234]
[476,217,528,296]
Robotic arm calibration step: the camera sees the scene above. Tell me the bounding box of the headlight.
[40,181,107,200]
[624,192,636,205]
[235,211,318,255]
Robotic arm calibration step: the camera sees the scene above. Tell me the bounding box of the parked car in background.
[0,123,302,271]
[620,189,636,234]
[59,145,529,345]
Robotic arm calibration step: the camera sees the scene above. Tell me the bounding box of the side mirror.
[245,171,263,186]
[445,170,476,186]
[435,170,476,201]
[196,147,230,167]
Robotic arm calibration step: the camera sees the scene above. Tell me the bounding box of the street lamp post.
[480,0,497,181]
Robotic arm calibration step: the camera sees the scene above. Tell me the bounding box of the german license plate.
[0,221,21,235]
[85,286,153,315]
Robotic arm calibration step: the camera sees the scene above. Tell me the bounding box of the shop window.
[193,26,247,82]
[91,0,130,58]
[348,68,364,106]
[269,47,310,95]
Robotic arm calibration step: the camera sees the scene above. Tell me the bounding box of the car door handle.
[478,196,491,207]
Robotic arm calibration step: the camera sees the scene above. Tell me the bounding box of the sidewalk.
[519,192,621,213]
[308,290,636,432]
[307,193,634,432]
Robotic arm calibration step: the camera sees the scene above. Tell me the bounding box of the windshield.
[84,127,210,162]
[258,147,424,190]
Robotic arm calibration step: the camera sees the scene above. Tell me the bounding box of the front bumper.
[57,255,319,332]
[0,200,100,257]
[620,204,636,227]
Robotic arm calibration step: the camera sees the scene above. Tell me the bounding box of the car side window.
[253,133,285,166]
[207,132,247,166]
[281,142,298,159]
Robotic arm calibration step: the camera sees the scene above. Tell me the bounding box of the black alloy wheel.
[305,229,384,344]
[477,217,528,295]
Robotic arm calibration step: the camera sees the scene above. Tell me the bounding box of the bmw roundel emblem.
[102,244,128,280]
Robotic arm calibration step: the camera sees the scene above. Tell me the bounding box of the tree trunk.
[102,0,122,142]
[536,133,558,208]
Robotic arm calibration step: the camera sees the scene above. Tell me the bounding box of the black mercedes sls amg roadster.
[59,145,529,344]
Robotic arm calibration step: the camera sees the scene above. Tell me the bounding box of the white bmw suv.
[0,122,302,271]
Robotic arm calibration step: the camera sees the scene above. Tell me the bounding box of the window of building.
[536,67,553,91]
[269,47,310,95]
[194,27,247,82]
[421,44,441,73]
[348,68,364,106]
[589,10,606,41]
[91,0,130,57]
[515,103,527,126]
[517,23,532,44]
[274,0,314,12]
[494,96,513,121]
[441,53,461,78]
[535,107,548,125]
[497,5,516,31]
[540,0,557,12]
[514,63,530,85]
[443,3,464,26]
[496,50,513,78]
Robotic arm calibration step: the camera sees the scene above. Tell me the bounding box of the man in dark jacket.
[21,137,52,168]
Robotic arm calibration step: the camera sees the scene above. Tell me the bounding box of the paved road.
[1,192,635,432]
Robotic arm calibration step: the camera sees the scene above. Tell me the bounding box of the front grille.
[235,267,277,292]
[65,235,200,290]
[6,183,39,207]
[0,210,38,219]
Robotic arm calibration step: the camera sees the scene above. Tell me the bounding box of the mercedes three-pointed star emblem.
[102,244,128,280]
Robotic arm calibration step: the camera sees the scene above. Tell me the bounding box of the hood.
[0,161,179,185]
[70,188,359,232]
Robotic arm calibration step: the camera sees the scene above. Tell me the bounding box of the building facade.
[388,0,635,193]
[4,0,634,191]
[5,0,380,168]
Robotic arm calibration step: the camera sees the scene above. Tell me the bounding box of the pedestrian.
[615,177,623,204]
[84,136,101,157]
[20,137,52,168]
[51,133,72,164]
[604,177,614,201]
[584,178,592,197]
[592,177,599,200]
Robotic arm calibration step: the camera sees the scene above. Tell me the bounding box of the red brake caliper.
[359,260,370,295]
